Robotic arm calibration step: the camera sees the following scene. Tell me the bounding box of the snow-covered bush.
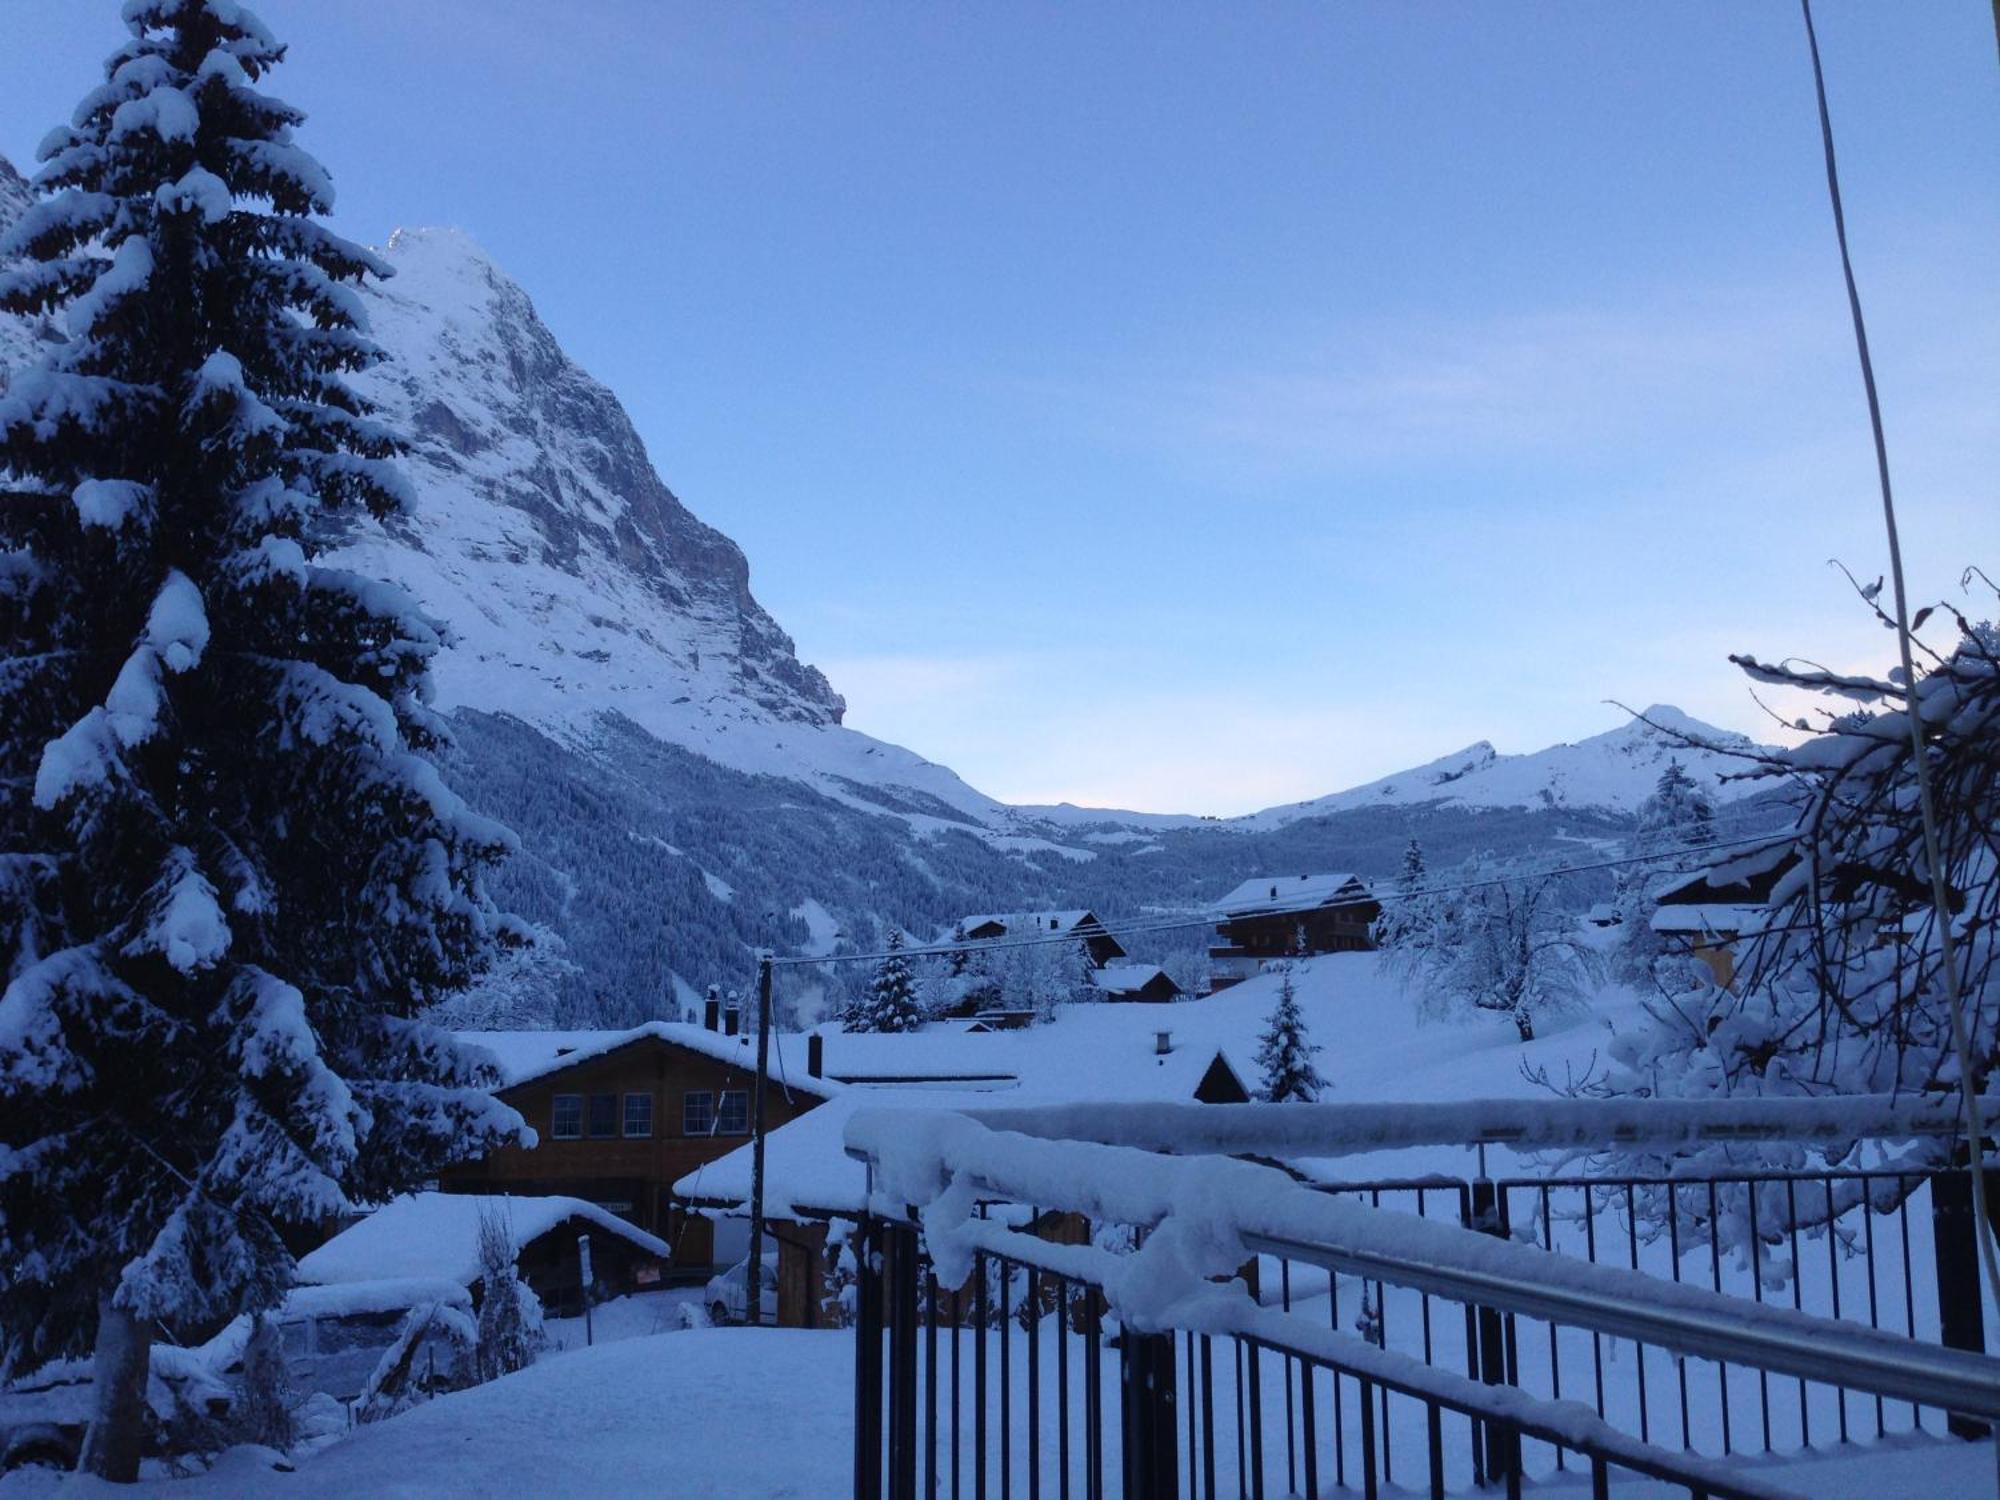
[1590,600,2000,1255]
[0,2,528,1475]
[473,1206,543,1384]
[354,1301,476,1425]
[232,1313,295,1453]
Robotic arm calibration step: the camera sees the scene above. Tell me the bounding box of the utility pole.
[746,952,774,1326]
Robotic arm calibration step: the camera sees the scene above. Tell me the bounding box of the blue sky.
[4,2,1996,813]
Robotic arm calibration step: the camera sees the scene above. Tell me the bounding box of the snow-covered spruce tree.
[844,930,924,1032]
[1373,838,1434,963]
[0,4,526,1477]
[1255,968,1326,1102]
[1610,761,1717,988]
[1071,936,1100,1004]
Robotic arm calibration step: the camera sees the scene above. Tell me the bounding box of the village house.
[958,910,1126,966]
[1207,873,1380,991]
[1648,842,1799,989]
[444,1015,838,1272]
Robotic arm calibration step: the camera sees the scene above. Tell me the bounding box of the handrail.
[1236,1226,2000,1421]
[963,1093,1975,1159]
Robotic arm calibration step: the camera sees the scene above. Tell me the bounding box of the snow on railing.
[844,1106,2000,1426]
[957,1093,1974,1160]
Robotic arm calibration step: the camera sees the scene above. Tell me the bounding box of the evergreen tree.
[1612,762,1719,988]
[0,4,524,1474]
[946,921,971,978]
[1071,936,1100,1004]
[1374,838,1431,954]
[845,930,923,1032]
[1255,969,1326,1102]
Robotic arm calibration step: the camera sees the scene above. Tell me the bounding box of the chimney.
[724,1002,741,1038]
[808,1033,824,1079]
[703,991,720,1032]
[1155,1030,1172,1057]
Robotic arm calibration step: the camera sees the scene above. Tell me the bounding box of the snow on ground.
[3,1323,1985,1498]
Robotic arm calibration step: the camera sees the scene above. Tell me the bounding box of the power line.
[770,820,1793,971]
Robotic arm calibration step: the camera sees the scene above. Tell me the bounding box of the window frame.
[683,1090,716,1137]
[717,1089,750,1136]
[622,1090,654,1139]
[586,1092,618,1140]
[550,1093,583,1141]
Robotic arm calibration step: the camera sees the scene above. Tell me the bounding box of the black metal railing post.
[1468,1177,1520,1484]
[1119,1329,1179,1500]
[1930,1165,1993,1440]
[856,1216,886,1500]
[887,1222,922,1500]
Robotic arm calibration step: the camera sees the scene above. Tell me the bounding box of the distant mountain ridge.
[1010,704,1771,834]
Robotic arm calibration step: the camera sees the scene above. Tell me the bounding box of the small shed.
[298,1192,672,1318]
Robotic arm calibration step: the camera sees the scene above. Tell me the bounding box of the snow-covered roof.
[296,1193,669,1287]
[1210,873,1372,917]
[1091,962,1176,996]
[457,1022,841,1100]
[1648,903,1768,939]
[957,910,1103,937]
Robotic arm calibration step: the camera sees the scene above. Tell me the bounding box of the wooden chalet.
[444,1018,837,1271]
[1207,873,1379,991]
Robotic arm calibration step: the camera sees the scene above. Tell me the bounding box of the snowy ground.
[2,1324,1987,1498]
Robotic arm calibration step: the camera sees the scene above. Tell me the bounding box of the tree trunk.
[79,1297,151,1483]
[1514,1008,1535,1043]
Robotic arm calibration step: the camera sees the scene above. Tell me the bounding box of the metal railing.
[845,1100,1999,1499]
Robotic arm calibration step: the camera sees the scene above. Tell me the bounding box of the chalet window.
[622,1091,653,1138]
[683,1091,715,1136]
[587,1092,617,1139]
[551,1094,582,1140]
[717,1089,750,1136]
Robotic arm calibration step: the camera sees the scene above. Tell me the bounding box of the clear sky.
[4,3,1996,814]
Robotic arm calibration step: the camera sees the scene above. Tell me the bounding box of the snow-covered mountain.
[1232,705,1768,828]
[0,155,1784,1020]
[335,226,1015,833]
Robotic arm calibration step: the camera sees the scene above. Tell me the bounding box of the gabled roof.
[1091,963,1178,997]
[958,910,1104,937]
[457,1022,842,1101]
[296,1193,669,1287]
[1210,873,1373,917]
